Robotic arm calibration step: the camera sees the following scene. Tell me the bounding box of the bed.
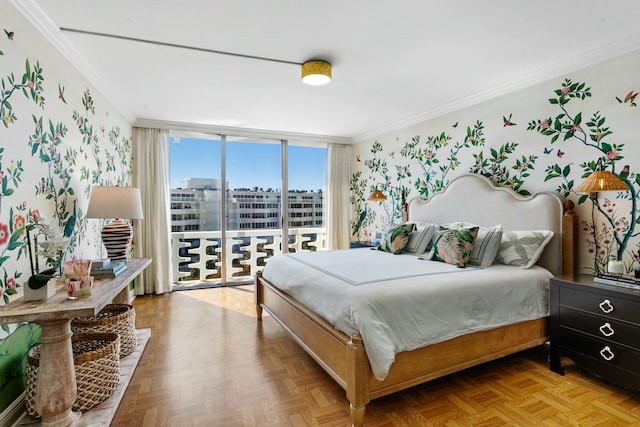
[255,174,577,426]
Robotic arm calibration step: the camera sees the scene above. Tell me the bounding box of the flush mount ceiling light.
[301,60,332,86]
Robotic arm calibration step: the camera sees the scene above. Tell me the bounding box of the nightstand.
[350,241,376,248]
[550,274,640,391]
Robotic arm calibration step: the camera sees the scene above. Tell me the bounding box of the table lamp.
[575,165,630,273]
[86,186,144,262]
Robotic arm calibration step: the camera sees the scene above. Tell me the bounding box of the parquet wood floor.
[112,285,640,426]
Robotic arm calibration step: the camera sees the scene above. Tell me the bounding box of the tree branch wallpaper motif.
[0,15,132,412]
[353,73,639,276]
[528,79,639,274]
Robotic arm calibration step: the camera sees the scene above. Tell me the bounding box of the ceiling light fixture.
[301,60,332,86]
[60,28,334,86]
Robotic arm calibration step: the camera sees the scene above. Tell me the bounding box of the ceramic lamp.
[86,186,143,262]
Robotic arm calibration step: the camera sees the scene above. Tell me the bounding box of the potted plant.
[24,217,69,300]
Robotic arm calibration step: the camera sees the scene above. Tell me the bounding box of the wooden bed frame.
[255,174,577,426]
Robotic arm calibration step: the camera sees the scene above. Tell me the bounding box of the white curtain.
[326,143,352,249]
[131,128,173,295]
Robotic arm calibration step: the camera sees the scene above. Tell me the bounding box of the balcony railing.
[170,227,326,288]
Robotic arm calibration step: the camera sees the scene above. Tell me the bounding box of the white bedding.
[262,248,552,381]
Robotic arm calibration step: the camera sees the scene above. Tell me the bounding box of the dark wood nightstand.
[550,274,640,391]
[350,241,376,248]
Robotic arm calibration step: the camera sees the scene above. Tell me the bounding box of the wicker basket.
[72,304,137,357]
[26,332,120,416]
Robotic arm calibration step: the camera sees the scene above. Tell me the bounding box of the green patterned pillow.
[378,223,414,254]
[428,226,479,267]
[441,222,503,267]
[495,230,554,268]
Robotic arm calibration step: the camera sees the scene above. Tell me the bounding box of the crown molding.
[134,118,352,145]
[353,33,640,143]
[9,0,136,124]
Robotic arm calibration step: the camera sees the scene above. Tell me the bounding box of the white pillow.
[404,222,437,254]
[441,222,503,267]
[495,230,554,269]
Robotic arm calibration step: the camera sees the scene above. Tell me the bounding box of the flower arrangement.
[26,216,69,279]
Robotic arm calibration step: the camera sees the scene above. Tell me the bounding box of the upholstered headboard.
[407,174,564,276]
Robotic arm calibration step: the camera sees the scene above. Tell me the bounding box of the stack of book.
[594,273,640,290]
[91,260,127,278]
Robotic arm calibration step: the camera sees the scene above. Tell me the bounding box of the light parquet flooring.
[112,285,640,427]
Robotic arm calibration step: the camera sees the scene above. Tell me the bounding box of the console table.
[0,257,151,427]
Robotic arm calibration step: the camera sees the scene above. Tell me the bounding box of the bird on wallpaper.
[356,155,361,162]
[557,149,564,158]
[3,29,14,40]
[616,90,638,107]
[619,165,630,181]
[353,207,367,236]
[452,122,459,128]
[58,84,67,104]
[543,147,552,155]
[63,199,77,238]
[502,114,516,127]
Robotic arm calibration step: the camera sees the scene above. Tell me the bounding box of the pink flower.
[570,124,580,134]
[6,278,15,289]
[0,223,8,245]
[541,119,550,129]
[606,151,619,161]
[13,214,25,234]
[31,210,41,221]
[561,86,571,95]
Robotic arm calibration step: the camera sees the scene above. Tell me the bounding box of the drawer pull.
[599,346,615,361]
[599,322,615,337]
[598,299,614,314]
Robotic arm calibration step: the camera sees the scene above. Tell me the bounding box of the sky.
[169,136,326,192]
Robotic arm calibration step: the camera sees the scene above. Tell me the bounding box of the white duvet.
[261,248,552,381]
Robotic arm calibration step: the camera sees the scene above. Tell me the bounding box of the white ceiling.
[15,0,640,142]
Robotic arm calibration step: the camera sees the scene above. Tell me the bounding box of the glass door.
[224,136,282,284]
[169,133,224,288]
[169,131,327,289]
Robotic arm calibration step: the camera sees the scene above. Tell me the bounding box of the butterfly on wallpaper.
[557,149,565,158]
[502,114,516,127]
[616,90,638,107]
[4,29,14,40]
[58,84,67,104]
[543,147,552,155]
[452,122,459,128]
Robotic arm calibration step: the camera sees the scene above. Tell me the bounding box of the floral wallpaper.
[352,51,640,277]
[0,4,132,413]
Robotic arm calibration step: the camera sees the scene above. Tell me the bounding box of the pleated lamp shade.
[368,189,387,202]
[575,170,630,193]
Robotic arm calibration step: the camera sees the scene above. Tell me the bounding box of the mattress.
[261,248,552,381]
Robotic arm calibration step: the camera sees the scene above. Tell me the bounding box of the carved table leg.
[36,319,80,426]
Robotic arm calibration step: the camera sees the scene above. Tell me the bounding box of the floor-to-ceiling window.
[169,131,326,289]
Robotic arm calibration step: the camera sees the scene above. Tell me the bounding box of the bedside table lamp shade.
[87,186,143,262]
[574,169,630,197]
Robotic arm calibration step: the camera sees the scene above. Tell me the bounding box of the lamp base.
[102,220,133,262]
